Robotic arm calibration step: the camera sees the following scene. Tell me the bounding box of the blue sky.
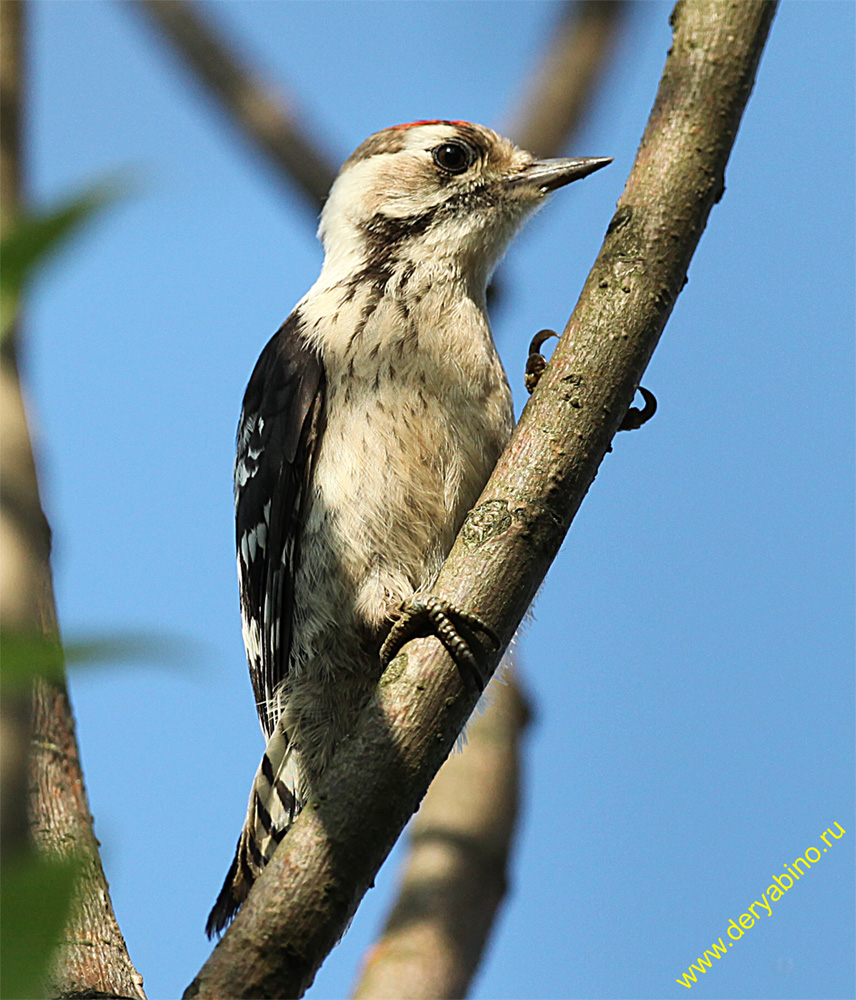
[24,2,853,998]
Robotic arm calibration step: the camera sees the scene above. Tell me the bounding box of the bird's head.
[318,121,611,288]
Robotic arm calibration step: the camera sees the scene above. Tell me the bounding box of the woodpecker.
[207,121,610,936]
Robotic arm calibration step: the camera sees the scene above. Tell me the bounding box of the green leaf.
[0,633,65,688]
[63,632,190,669]
[0,853,79,1000]
[0,630,190,690]
[1,182,122,337]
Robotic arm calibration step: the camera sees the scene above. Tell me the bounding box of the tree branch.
[184,2,777,996]
[1,5,146,997]
[132,0,336,214]
[507,0,628,158]
[1,0,35,871]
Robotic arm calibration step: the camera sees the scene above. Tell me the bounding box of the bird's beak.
[509,156,613,193]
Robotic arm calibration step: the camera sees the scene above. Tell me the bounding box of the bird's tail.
[205,723,301,937]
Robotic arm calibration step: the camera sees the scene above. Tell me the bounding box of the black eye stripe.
[432,140,476,175]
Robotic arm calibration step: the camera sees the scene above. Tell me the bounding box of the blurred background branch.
[133,0,336,214]
[350,681,531,1000]
[507,0,627,156]
[1,5,145,997]
[1,0,37,876]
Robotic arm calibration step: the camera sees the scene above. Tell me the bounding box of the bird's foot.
[380,595,500,693]
[525,329,656,438]
[524,329,559,394]
[618,386,657,431]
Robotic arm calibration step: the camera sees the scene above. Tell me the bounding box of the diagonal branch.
[184,2,777,996]
[132,0,336,214]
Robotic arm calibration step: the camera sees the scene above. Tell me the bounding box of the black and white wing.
[234,311,325,738]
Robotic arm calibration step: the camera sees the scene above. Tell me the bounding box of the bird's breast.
[306,314,512,629]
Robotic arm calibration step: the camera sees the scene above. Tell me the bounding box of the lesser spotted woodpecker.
[207,121,610,935]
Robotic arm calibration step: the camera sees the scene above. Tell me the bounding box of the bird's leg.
[380,595,500,693]
[524,329,559,394]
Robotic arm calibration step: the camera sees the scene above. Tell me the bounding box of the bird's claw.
[619,385,657,431]
[525,330,656,433]
[524,329,559,394]
[380,595,499,693]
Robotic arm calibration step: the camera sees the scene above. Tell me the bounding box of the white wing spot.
[254,522,268,550]
[235,461,251,489]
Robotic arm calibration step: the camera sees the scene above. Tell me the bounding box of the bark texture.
[28,683,147,1000]
[184,2,777,997]
[1,5,146,997]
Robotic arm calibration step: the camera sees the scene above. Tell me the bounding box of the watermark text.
[675,823,845,989]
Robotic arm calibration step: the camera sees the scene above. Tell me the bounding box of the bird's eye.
[432,141,475,175]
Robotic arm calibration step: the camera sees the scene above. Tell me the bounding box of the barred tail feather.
[206,724,301,937]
